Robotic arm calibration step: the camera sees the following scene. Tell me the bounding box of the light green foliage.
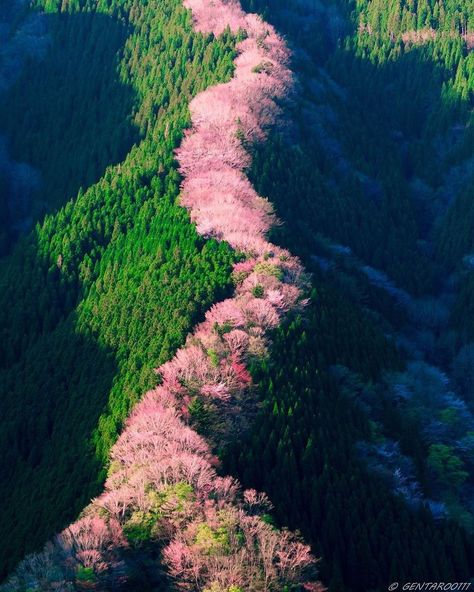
[427,444,469,489]
[194,521,232,556]
[123,482,195,545]
[204,585,243,592]
[356,0,474,36]
[0,0,236,575]
[208,349,220,367]
[76,566,97,584]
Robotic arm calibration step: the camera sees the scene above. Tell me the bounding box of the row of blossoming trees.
[2,1,323,591]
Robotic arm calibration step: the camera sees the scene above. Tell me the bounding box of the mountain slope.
[0,0,236,575]
[1,0,474,590]
[220,0,474,588]
[1,0,326,591]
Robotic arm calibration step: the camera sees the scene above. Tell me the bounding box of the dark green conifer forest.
[225,0,474,588]
[1,0,474,590]
[0,0,236,574]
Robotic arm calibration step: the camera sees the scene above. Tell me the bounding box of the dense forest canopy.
[233,0,474,588]
[0,0,237,575]
[1,0,474,589]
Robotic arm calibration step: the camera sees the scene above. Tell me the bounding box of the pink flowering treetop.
[1,0,321,590]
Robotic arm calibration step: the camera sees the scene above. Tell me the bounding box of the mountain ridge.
[1,1,323,590]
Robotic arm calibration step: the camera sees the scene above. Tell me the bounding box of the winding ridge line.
[2,1,322,590]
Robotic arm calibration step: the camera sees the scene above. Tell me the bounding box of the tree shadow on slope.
[0,9,139,254]
[244,0,473,298]
[254,42,470,296]
[0,316,118,577]
[0,1,239,582]
[229,2,474,591]
[0,8,137,577]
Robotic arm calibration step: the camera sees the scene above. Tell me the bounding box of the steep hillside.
[1,0,325,590]
[222,0,474,588]
[0,0,237,575]
[0,0,49,253]
[1,0,474,590]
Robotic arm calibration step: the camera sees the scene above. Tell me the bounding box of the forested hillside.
[0,0,49,253]
[1,0,474,590]
[221,0,474,588]
[0,0,237,575]
[0,0,324,590]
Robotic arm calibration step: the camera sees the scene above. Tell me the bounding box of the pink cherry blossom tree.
[2,1,322,591]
